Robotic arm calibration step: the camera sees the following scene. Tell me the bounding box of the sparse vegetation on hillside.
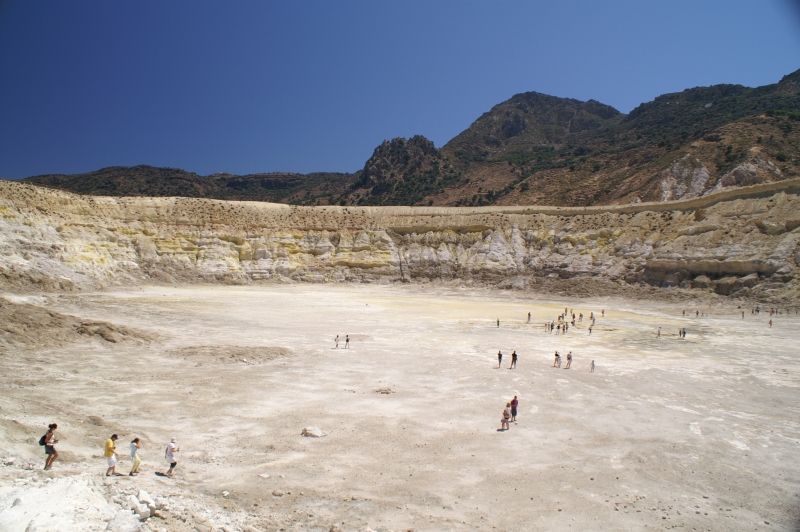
[20,68,800,207]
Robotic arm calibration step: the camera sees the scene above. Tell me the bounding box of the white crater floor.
[1,284,799,531]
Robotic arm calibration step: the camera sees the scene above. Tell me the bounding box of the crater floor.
[1,284,799,531]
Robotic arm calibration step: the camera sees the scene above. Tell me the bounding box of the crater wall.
[1,180,799,301]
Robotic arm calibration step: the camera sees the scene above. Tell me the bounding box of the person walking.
[552,351,559,368]
[129,437,142,476]
[497,350,503,368]
[164,438,179,477]
[334,335,339,349]
[104,434,119,476]
[565,351,572,369]
[510,396,519,422]
[510,350,518,369]
[527,312,531,324]
[344,335,350,349]
[42,423,59,470]
[590,360,595,373]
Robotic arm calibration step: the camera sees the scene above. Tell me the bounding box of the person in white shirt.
[164,437,179,477]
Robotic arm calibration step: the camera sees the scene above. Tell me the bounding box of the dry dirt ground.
[0,284,799,531]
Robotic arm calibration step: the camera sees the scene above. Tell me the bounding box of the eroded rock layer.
[1,180,799,301]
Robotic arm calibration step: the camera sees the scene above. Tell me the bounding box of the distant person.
[334,335,339,349]
[588,326,593,335]
[497,318,500,328]
[41,423,59,470]
[497,350,503,368]
[164,438,179,477]
[344,335,350,349]
[104,434,119,477]
[500,403,511,431]
[527,312,531,324]
[552,351,559,367]
[769,319,773,328]
[510,350,518,369]
[590,360,595,373]
[601,309,605,317]
[657,327,661,338]
[510,395,519,422]
[129,437,142,476]
[565,351,572,369]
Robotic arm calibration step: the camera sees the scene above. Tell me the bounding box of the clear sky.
[1,1,798,179]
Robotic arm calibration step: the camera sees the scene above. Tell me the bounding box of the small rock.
[222,491,230,498]
[12,498,22,507]
[258,473,271,479]
[4,457,16,466]
[272,490,284,497]
[301,427,325,438]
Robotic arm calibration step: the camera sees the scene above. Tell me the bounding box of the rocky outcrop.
[1,180,799,302]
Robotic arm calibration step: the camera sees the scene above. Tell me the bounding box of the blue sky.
[1,0,798,178]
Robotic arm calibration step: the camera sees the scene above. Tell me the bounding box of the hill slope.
[21,69,800,207]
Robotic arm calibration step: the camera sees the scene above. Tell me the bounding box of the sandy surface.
[1,284,799,531]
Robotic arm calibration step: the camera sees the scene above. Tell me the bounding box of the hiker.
[334,335,339,348]
[164,438,179,477]
[510,395,519,422]
[590,360,595,373]
[104,434,119,476]
[500,403,511,431]
[344,335,350,349]
[497,350,503,368]
[42,423,59,470]
[510,350,518,369]
[565,351,572,369]
[129,438,142,476]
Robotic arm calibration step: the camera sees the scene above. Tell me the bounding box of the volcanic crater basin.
[1,284,799,531]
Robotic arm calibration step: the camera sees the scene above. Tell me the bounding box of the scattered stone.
[301,427,325,438]
[374,388,395,394]
[272,490,284,497]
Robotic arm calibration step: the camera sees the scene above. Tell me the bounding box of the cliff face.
[1,180,799,302]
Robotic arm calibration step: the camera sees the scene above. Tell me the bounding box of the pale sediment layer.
[1,179,799,301]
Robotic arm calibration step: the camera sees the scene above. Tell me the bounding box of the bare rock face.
[0,180,798,302]
[659,155,711,201]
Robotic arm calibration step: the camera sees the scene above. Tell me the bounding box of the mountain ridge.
[18,68,800,207]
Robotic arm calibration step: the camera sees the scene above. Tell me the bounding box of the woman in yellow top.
[104,434,118,476]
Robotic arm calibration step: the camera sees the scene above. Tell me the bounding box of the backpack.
[38,434,47,446]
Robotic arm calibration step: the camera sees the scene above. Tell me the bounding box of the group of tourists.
[39,423,180,478]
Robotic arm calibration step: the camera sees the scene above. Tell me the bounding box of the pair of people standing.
[334,335,350,349]
[499,396,519,430]
[496,350,518,368]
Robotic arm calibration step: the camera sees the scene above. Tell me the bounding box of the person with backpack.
[40,423,59,470]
